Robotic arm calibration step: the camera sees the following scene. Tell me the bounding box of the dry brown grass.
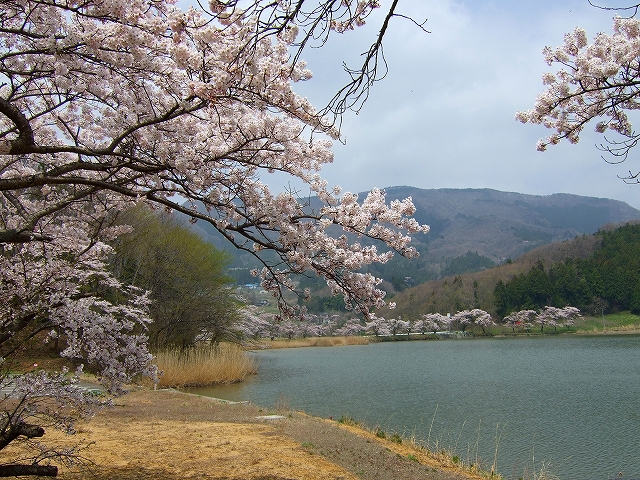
[153,343,257,388]
[261,336,370,349]
[4,388,483,480]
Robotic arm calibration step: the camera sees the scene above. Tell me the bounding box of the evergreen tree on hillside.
[494,224,640,316]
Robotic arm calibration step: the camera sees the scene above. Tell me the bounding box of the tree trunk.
[0,464,58,476]
[0,422,45,450]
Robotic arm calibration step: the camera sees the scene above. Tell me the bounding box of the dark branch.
[0,421,46,450]
[588,1,640,17]
[0,97,35,153]
[0,229,52,243]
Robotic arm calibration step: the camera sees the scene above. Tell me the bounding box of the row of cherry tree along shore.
[240,306,583,341]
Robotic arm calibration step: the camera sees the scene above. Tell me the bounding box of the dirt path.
[9,388,488,479]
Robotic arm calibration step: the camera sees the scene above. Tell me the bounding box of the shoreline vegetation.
[256,311,640,348]
[151,312,640,389]
[152,343,258,389]
[260,335,371,349]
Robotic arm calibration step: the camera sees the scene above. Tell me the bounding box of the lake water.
[188,335,640,480]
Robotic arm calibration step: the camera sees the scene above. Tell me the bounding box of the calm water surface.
[189,335,640,480]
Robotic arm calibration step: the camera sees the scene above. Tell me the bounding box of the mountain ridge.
[385,220,640,320]
[378,186,640,267]
[183,186,640,284]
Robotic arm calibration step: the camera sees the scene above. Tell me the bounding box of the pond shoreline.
[254,325,640,349]
[208,334,640,480]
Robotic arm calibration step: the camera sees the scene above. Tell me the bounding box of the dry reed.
[263,336,370,349]
[154,343,257,388]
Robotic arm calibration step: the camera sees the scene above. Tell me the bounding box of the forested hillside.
[377,187,640,282]
[494,223,640,316]
[387,222,640,321]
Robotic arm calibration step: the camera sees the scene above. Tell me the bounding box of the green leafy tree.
[631,285,640,314]
[112,207,240,351]
[494,280,509,318]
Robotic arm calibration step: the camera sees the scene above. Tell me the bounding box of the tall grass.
[337,416,503,480]
[154,343,257,388]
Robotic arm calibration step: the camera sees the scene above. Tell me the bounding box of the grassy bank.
[153,343,257,388]
[260,335,371,349]
[575,311,640,334]
[476,311,640,337]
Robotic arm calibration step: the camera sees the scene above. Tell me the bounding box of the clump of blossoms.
[517,16,640,179]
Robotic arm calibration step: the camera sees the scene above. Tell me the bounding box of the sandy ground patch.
[59,418,356,479]
[3,389,485,480]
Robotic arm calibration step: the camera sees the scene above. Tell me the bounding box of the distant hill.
[383,231,603,320]
[385,186,640,260]
[181,187,640,288]
[362,187,640,286]
[384,220,640,321]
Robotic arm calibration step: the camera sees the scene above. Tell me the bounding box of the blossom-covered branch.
[1,0,429,319]
[516,16,640,181]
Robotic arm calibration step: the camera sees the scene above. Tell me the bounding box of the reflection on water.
[187,335,640,480]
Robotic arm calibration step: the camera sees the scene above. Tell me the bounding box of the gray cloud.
[291,0,640,209]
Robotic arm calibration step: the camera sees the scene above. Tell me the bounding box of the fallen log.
[0,464,58,476]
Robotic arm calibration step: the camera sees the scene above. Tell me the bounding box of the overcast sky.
[284,0,640,210]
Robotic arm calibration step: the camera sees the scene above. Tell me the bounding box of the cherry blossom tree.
[365,316,391,336]
[387,317,410,335]
[0,0,429,473]
[472,309,496,334]
[502,309,537,332]
[451,310,474,332]
[0,220,155,475]
[411,318,427,335]
[502,313,520,332]
[1,0,428,316]
[335,318,365,336]
[299,320,322,338]
[278,320,301,340]
[517,14,640,181]
[452,309,494,333]
[537,306,582,332]
[559,306,583,329]
[413,313,446,335]
[0,368,111,476]
[517,309,538,331]
[319,315,340,337]
[237,307,273,341]
[539,308,558,332]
